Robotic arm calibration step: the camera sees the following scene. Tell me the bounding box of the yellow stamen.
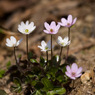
[67,23,70,26]
[25,29,29,33]
[50,29,53,32]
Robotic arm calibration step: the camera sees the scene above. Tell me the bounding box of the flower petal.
[47,40,51,49]
[41,41,46,47]
[10,36,16,44]
[67,15,72,24]
[71,63,78,72]
[38,46,43,50]
[76,67,82,75]
[66,65,71,74]
[6,43,13,47]
[44,30,49,34]
[50,21,56,29]
[44,22,50,30]
[76,73,82,78]
[26,21,29,25]
[65,72,71,78]
[72,17,77,24]
[6,38,11,44]
[58,36,63,41]
[70,76,76,80]
[61,18,67,26]
[16,38,23,46]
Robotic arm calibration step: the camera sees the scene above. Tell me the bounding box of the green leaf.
[41,78,53,91]
[57,75,64,82]
[12,77,22,92]
[51,56,59,66]
[47,88,66,95]
[34,82,44,90]
[30,59,38,63]
[13,77,21,87]
[40,57,46,67]
[31,80,37,86]
[62,66,66,74]
[47,67,58,78]
[0,70,5,78]
[28,52,34,60]
[0,89,7,95]
[6,61,11,69]
[12,86,22,93]
[0,29,3,33]
[35,90,42,95]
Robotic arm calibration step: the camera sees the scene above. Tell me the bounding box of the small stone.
[81,71,91,84]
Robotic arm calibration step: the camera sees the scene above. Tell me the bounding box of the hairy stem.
[51,35,53,61]
[59,46,63,62]
[66,27,70,59]
[14,47,17,64]
[26,35,29,61]
[46,51,48,65]
[14,47,24,74]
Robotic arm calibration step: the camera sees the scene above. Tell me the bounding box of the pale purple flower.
[44,21,60,34]
[65,63,82,80]
[58,15,77,27]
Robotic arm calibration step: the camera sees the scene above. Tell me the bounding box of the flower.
[65,63,82,80]
[58,15,77,27]
[44,21,60,34]
[57,36,70,47]
[38,40,54,52]
[18,21,36,34]
[56,55,59,62]
[6,36,22,47]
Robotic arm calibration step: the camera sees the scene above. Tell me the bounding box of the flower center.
[50,29,53,32]
[61,42,64,46]
[45,46,48,50]
[25,29,29,33]
[67,23,70,26]
[72,72,76,77]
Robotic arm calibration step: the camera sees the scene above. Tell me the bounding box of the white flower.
[57,36,70,47]
[6,36,22,47]
[56,55,59,62]
[38,40,54,52]
[18,21,36,34]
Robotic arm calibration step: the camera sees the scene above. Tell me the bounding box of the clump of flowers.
[3,15,82,95]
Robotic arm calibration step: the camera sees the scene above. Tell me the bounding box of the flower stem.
[51,35,53,61]
[72,80,75,88]
[46,51,48,65]
[66,27,70,60]
[14,47,17,64]
[14,47,24,74]
[26,35,29,61]
[59,46,63,62]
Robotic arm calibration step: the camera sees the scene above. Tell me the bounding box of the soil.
[0,0,95,95]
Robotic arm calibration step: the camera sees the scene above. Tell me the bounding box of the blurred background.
[0,0,95,94]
